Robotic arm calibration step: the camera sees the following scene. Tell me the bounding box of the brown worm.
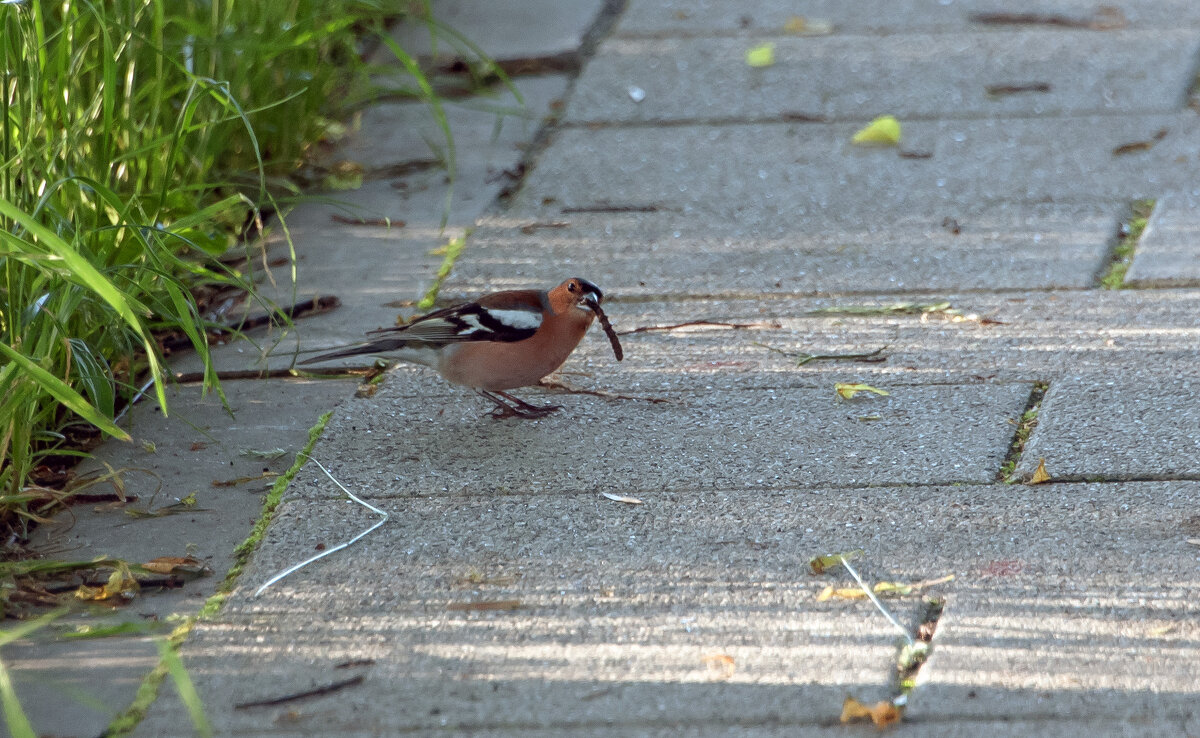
[590,304,624,361]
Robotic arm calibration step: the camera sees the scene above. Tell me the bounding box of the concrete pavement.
[5,0,1200,735]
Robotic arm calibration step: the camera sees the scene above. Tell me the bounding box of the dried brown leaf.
[841,696,903,727]
[141,556,211,578]
[817,586,868,601]
[835,383,889,400]
[1027,458,1051,485]
[702,653,736,680]
[601,491,643,505]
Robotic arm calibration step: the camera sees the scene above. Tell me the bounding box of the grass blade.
[0,341,130,441]
[156,638,212,738]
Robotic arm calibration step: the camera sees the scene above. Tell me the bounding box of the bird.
[300,278,621,419]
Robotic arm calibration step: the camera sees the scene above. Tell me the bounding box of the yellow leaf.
[1028,458,1051,485]
[808,549,863,575]
[745,43,775,68]
[851,115,902,146]
[817,586,868,601]
[873,581,914,596]
[783,15,807,33]
[835,383,890,400]
[75,564,139,602]
[141,556,211,578]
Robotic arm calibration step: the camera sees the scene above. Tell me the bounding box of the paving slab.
[536,290,1200,393]
[616,0,1200,36]
[513,115,1200,220]
[290,73,570,236]
[456,203,1120,296]
[1014,373,1200,481]
[1126,193,1200,288]
[138,481,1200,735]
[316,74,570,192]
[374,0,606,66]
[906,482,1200,729]
[567,31,1199,123]
[2,378,353,738]
[277,373,1030,498]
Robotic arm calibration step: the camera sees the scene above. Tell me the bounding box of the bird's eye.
[567,282,577,292]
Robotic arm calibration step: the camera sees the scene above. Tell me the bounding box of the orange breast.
[438,308,594,390]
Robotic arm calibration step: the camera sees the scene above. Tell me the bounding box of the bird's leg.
[476,390,560,419]
[496,390,562,416]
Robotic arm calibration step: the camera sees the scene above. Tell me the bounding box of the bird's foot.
[487,403,561,420]
[479,390,561,420]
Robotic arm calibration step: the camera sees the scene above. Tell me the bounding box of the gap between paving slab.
[1126,193,1200,288]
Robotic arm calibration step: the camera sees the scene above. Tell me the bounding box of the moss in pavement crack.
[103,411,332,737]
[998,382,1049,482]
[1099,199,1155,289]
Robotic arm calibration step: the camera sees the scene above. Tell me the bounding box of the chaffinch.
[301,277,622,419]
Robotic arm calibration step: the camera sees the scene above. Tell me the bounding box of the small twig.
[756,343,888,366]
[173,366,379,383]
[985,82,1051,97]
[617,320,776,336]
[330,215,403,227]
[538,379,674,405]
[840,556,913,646]
[234,675,364,709]
[159,296,342,353]
[253,455,389,597]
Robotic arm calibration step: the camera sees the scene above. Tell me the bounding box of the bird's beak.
[582,291,601,310]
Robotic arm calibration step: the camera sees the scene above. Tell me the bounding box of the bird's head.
[551,277,623,361]
[552,277,604,315]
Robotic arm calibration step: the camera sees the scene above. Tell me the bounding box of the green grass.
[1100,199,1156,289]
[999,382,1049,482]
[0,1,452,539]
[418,232,469,310]
[0,608,66,738]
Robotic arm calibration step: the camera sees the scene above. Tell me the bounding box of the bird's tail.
[298,338,410,365]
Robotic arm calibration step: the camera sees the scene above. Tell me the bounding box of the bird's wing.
[367,291,545,344]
